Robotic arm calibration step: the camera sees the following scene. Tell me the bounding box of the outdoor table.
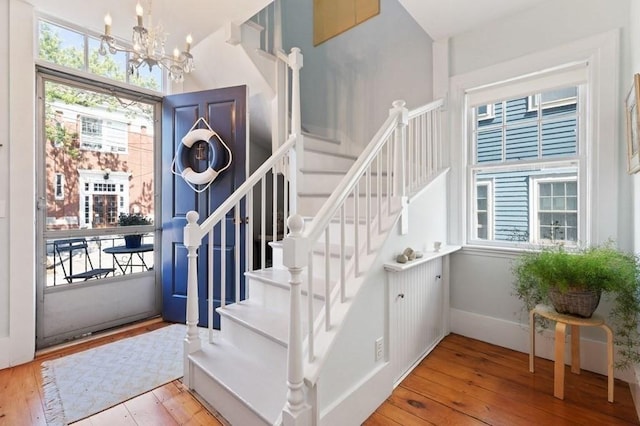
[103,243,154,274]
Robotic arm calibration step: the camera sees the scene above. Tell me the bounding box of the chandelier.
[100,1,194,82]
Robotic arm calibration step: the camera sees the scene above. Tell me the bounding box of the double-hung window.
[467,67,586,247]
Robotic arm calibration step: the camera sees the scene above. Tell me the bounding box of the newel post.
[390,100,409,234]
[289,47,304,214]
[282,214,311,425]
[183,210,202,389]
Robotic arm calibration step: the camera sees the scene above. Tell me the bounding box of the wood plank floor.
[365,333,640,425]
[1,325,638,425]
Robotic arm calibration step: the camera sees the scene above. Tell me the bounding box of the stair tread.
[190,337,287,424]
[218,300,289,346]
[304,146,358,160]
[246,267,332,299]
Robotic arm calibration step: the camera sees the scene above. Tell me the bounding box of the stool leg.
[601,324,614,403]
[554,322,567,400]
[571,325,580,374]
[529,309,536,373]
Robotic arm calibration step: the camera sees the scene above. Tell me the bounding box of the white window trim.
[527,93,577,112]
[476,104,495,120]
[529,175,579,245]
[54,173,65,200]
[474,180,494,240]
[449,30,619,251]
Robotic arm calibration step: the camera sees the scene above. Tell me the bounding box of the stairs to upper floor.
[178,3,449,423]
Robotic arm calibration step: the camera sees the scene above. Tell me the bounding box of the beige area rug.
[42,323,192,425]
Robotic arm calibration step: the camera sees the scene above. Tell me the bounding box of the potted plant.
[118,213,153,248]
[513,243,640,369]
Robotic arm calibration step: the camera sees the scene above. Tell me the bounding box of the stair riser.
[298,194,389,217]
[303,150,355,170]
[300,173,388,194]
[299,172,344,193]
[248,277,325,315]
[190,361,271,426]
[302,220,368,248]
[269,243,350,283]
[307,251,354,282]
[219,314,287,367]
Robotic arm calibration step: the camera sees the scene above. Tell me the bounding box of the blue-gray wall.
[282,0,433,154]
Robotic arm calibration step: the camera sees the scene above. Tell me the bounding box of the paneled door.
[161,85,247,326]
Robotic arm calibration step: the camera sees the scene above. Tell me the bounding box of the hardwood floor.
[365,334,639,425]
[1,325,637,425]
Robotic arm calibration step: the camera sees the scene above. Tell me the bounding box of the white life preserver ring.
[171,118,233,193]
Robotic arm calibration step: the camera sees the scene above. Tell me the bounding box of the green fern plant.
[513,243,640,369]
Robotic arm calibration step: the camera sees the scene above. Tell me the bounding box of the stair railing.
[281,98,443,423]
[182,46,303,388]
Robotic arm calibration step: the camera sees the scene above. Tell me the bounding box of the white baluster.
[183,210,201,389]
[324,228,331,331]
[235,202,240,303]
[282,214,311,425]
[208,230,214,343]
[390,100,409,234]
[340,204,346,303]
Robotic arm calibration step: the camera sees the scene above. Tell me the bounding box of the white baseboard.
[319,363,392,426]
[450,308,635,383]
[629,365,640,419]
[0,337,9,369]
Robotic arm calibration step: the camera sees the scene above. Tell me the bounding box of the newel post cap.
[283,214,308,268]
[184,210,201,248]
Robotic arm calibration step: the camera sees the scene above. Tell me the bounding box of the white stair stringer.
[303,199,403,384]
[189,338,286,426]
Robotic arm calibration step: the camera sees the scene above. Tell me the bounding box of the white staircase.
[179,3,448,424]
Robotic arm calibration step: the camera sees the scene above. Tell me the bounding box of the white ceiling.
[28,0,548,52]
[27,0,269,54]
[398,0,548,40]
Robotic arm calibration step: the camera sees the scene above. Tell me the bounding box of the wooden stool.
[529,304,614,402]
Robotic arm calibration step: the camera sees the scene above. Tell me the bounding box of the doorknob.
[233,216,249,224]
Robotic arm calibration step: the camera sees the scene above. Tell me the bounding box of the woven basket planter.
[548,287,602,318]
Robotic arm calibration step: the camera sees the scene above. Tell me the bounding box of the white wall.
[282,0,433,155]
[446,0,634,378]
[0,0,9,340]
[632,0,640,254]
[0,0,36,368]
[318,172,449,424]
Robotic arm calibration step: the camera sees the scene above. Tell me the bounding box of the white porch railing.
[182,46,302,388]
[282,98,443,422]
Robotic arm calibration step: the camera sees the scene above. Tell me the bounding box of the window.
[468,80,583,247]
[37,18,162,92]
[54,174,65,200]
[528,87,578,111]
[475,181,493,240]
[80,115,128,153]
[532,177,578,243]
[476,104,495,121]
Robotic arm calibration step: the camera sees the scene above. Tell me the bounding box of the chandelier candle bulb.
[186,34,192,53]
[104,14,112,36]
[136,2,143,26]
[173,48,180,60]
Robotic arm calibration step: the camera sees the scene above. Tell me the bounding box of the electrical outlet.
[375,337,384,361]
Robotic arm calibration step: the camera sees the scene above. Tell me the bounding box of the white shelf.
[383,245,461,272]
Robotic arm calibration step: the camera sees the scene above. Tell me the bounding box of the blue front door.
[161,85,247,326]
